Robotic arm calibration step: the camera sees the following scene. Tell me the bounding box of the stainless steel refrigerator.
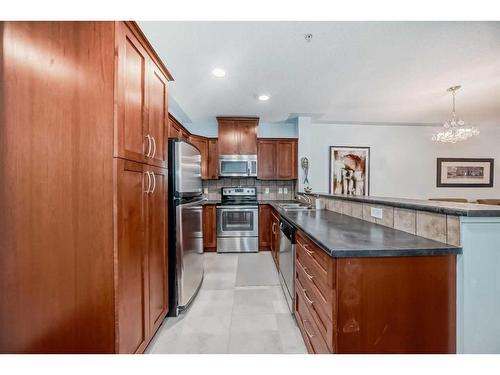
[167,139,204,316]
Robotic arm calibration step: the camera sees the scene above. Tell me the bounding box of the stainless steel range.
[216,187,259,253]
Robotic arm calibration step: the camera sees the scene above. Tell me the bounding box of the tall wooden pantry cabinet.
[0,21,172,353]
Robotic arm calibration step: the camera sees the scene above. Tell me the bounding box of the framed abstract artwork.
[437,158,494,187]
[329,146,370,196]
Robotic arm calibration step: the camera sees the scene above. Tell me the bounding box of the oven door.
[217,206,259,237]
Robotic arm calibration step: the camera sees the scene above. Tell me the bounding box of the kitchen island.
[265,203,461,354]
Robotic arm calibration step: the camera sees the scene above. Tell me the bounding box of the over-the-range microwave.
[219,155,257,177]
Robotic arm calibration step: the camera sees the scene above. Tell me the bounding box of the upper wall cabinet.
[217,117,258,155]
[257,138,298,180]
[115,22,171,168]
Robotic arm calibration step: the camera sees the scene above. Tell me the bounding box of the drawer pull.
[303,320,315,338]
[303,267,314,280]
[303,289,314,305]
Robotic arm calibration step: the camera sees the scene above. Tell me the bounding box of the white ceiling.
[139,21,500,126]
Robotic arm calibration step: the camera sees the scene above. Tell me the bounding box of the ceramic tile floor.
[146,252,307,354]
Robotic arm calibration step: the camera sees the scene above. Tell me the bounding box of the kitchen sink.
[277,203,314,211]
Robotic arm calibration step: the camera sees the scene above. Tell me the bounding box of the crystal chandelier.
[432,85,479,143]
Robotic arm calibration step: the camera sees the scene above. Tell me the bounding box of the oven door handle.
[216,206,258,211]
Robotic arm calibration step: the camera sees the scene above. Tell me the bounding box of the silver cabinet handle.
[144,171,152,193]
[303,289,314,305]
[272,222,276,234]
[303,320,315,338]
[303,266,314,280]
[145,135,152,157]
[151,136,157,159]
[150,172,156,194]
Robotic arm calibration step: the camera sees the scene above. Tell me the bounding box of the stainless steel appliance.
[216,187,259,253]
[219,155,257,177]
[168,139,204,316]
[279,217,296,313]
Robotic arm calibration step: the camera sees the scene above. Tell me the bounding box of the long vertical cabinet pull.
[145,135,152,158]
[150,172,156,194]
[151,137,157,159]
[144,171,152,193]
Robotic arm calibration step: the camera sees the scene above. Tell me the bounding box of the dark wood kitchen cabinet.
[270,209,281,266]
[207,138,219,179]
[115,22,170,169]
[217,117,258,155]
[0,21,171,354]
[294,230,457,354]
[203,204,217,251]
[257,138,298,180]
[259,205,272,251]
[189,135,209,178]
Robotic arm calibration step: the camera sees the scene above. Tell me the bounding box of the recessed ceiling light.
[258,94,270,101]
[212,68,226,78]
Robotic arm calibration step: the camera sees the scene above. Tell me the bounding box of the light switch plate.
[204,188,208,195]
[370,207,383,219]
[265,188,269,194]
[284,187,288,194]
[278,188,283,194]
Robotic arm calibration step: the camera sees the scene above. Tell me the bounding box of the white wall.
[298,121,500,200]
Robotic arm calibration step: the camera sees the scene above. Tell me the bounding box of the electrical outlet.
[278,188,283,194]
[284,187,288,194]
[204,188,208,195]
[265,187,269,194]
[370,207,383,219]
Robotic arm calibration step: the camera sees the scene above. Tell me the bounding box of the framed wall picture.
[436,158,494,188]
[329,146,370,196]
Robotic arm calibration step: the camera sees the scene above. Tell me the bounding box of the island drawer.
[296,232,336,291]
[296,266,335,351]
[295,278,330,354]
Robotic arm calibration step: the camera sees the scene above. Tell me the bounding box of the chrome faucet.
[297,194,313,208]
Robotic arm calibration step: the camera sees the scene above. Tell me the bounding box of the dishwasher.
[278,217,296,314]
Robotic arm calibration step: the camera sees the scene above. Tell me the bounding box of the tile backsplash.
[203,178,296,201]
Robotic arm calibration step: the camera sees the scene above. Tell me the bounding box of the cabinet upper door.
[217,120,239,155]
[257,140,276,179]
[207,139,219,179]
[147,167,168,334]
[189,135,208,179]
[115,159,148,354]
[115,23,148,164]
[237,120,258,155]
[276,140,297,179]
[147,62,168,168]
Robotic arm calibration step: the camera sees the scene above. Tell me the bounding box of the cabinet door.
[168,114,182,138]
[218,120,239,155]
[276,140,297,179]
[207,139,219,179]
[203,205,217,251]
[116,159,148,354]
[147,167,168,335]
[115,23,148,164]
[257,140,276,179]
[190,135,208,179]
[147,62,168,168]
[237,120,258,155]
[259,205,271,250]
[270,210,280,266]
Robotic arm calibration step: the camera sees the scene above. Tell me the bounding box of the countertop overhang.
[269,203,462,258]
[305,192,500,217]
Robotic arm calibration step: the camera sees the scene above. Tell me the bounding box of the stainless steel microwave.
[219,155,257,177]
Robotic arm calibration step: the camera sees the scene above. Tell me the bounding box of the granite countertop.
[306,192,500,217]
[269,203,462,258]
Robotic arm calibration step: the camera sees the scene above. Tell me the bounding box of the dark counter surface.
[306,192,500,217]
[268,203,462,258]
